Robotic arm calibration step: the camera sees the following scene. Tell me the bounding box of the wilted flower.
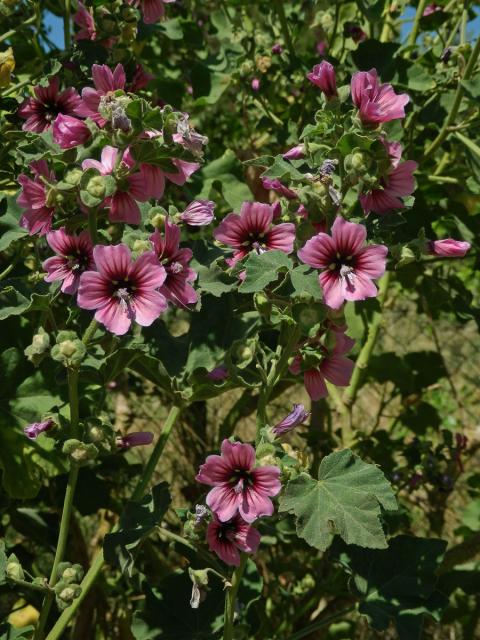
[43,228,95,294]
[53,114,91,149]
[17,160,56,236]
[262,177,297,200]
[194,504,209,525]
[127,0,175,24]
[77,244,167,335]
[24,419,55,439]
[428,239,471,258]
[307,61,338,99]
[271,43,283,54]
[207,515,261,566]
[196,439,281,523]
[298,216,388,309]
[18,77,84,133]
[273,404,310,436]
[283,144,305,160]
[214,201,296,266]
[117,431,154,448]
[179,200,215,226]
[351,68,409,126]
[74,2,96,41]
[207,365,229,381]
[345,22,367,42]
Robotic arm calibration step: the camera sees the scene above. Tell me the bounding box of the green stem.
[82,318,98,346]
[287,605,356,640]
[407,0,429,48]
[460,1,469,45]
[223,553,247,640]
[9,577,50,594]
[64,0,71,50]
[44,405,182,640]
[87,209,98,245]
[0,14,36,44]
[424,35,480,159]
[345,272,391,408]
[274,0,294,56]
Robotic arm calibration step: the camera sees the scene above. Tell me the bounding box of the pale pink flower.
[179,200,215,226]
[117,431,154,449]
[74,2,96,41]
[282,144,305,160]
[207,515,261,566]
[24,419,55,439]
[307,61,338,99]
[289,329,355,401]
[80,64,126,126]
[273,404,310,436]
[77,244,167,335]
[127,0,175,24]
[150,219,198,307]
[43,228,94,294]
[351,68,409,126]
[298,216,388,309]
[214,201,296,266]
[428,239,471,258]
[53,114,91,149]
[251,78,260,92]
[18,77,84,133]
[17,160,56,236]
[196,440,281,523]
[261,177,297,200]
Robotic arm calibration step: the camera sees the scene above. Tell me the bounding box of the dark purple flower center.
[328,254,357,291]
[66,249,91,273]
[216,520,238,541]
[230,469,253,494]
[109,278,138,317]
[243,230,268,254]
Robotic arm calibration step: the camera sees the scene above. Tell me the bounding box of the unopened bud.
[133,239,152,254]
[86,175,107,199]
[6,558,24,582]
[63,439,98,465]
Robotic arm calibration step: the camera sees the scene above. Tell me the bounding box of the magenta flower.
[345,23,367,43]
[128,64,155,92]
[307,61,338,99]
[77,244,167,335]
[196,439,281,523]
[53,114,91,149]
[423,3,442,17]
[165,159,200,186]
[24,419,55,440]
[282,144,305,160]
[207,515,261,566]
[316,40,328,55]
[261,177,297,200]
[43,228,94,294]
[81,64,126,126]
[273,404,310,436]
[150,219,198,307]
[82,146,152,224]
[360,160,418,214]
[17,160,56,236]
[428,239,471,258]
[271,43,283,54]
[351,68,409,126]
[289,329,355,401]
[251,77,260,92]
[214,202,296,266]
[179,200,215,226]
[74,2,96,41]
[18,77,84,134]
[207,365,229,381]
[117,431,154,449]
[298,216,388,309]
[127,0,175,24]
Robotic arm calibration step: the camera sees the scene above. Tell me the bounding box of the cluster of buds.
[54,562,84,610]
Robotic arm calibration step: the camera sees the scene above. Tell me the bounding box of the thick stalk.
[0,14,36,44]
[8,577,50,594]
[345,272,391,407]
[223,553,247,640]
[44,404,182,640]
[63,0,71,50]
[87,209,98,245]
[407,0,429,48]
[424,36,480,159]
[82,318,98,346]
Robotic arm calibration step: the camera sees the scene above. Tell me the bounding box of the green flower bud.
[133,239,152,254]
[61,564,84,584]
[121,5,137,21]
[255,55,272,73]
[319,12,334,31]
[239,60,254,77]
[51,331,86,366]
[6,556,24,581]
[254,292,271,317]
[55,581,82,609]
[64,168,83,186]
[86,175,108,199]
[236,345,253,362]
[45,186,59,207]
[24,327,50,366]
[63,439,98,465]
[256,442,276,463]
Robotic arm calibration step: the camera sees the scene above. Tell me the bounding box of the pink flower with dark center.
[17,160,56,236]
[345,23,367,42]
[307,61,338,99]
[196,439,281,523]
[43,228,94,294]
[127,0,175,24]
[74,2,96,41]
[207,515,261,566]
[24,419,55,439]
[351,68,409,126]
[179,200,215,226]
[289,328,355,401]
[214,201,296,266]
[298,216,388,309]
[117,431,154,449]
[282,144,305,160]
[80,64,126,126]
[150,219,198,307]
[262,177,297,200]
[428,239,471,258]
[273,404,310,436]
[77,244,167,335]
[82,146,152,224]
[53,114,91,149]
[128,64,155,91]
[18,77,84,133]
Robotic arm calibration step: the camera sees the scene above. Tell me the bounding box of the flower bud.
[86,175,108,199]
[64,168,83,186]
[427,239,471,258]
[24,418,55,440]
[24,327,50,366]
[307,61,337,99]
[149,206,168,228]
[133,239,152,254]
[188,568,209,609]
[6,556,24,582]
[60,563,84,584]
[63,439,99,465]
[55,582,82,610]
[51,331,86,366]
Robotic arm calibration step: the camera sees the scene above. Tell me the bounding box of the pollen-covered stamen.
[251,241,267,255]
[233,477,245,494]
[168,261,184,274]
[339,264,356,291]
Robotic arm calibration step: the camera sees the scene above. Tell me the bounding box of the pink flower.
[82,146,152,224]
[53,114,91,149]
[273,404,310,436]
[207,515,261,566]
[77,244,167,335]
[282,144,305,160]
[165,159,200,186]
[360,160,418,214]
[179,200,215,226]
[423,3,442,17]
[81,64,126,126]
[24,419,55,439]
[428,239,471,258]
[271,43,283,54]
[150,219,198,307]
[117,431,154,449]
[213,201,296,266]
[207,365,229,381]
[351,68,409,126]
[316,40,328,56]
[17,160,56,236]
[307,61,338,99]
[298,216,388,309]
[251,78,260,92]
[128,64,155,91]
[43,228,94,294]
[261,177,297,200]
[345,23,367,43]
[18,77,84,133]
[74,2,96,41]
[127,0,175,24]
[196,439,281,523]
[289,329,355,401]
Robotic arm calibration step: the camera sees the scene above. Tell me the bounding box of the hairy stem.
[223,553,248,640]
[64,0,71,50]
[407,0,429,49]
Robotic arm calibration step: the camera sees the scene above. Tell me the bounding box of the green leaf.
[351,41,399,80]
[336,132,374,155]
[239,251,292,294]
[0,625,35,640]
[0,279,51,321]
[159,17,183,40]
[0,196,28,251]
[262,155,304,181]
[0,540,6,585]
[289,265,322,300]
[462,78,480,99]
[104,482,171,577]
[337,535,448,640]
[279,449,397,551]
[357,0,386,20]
